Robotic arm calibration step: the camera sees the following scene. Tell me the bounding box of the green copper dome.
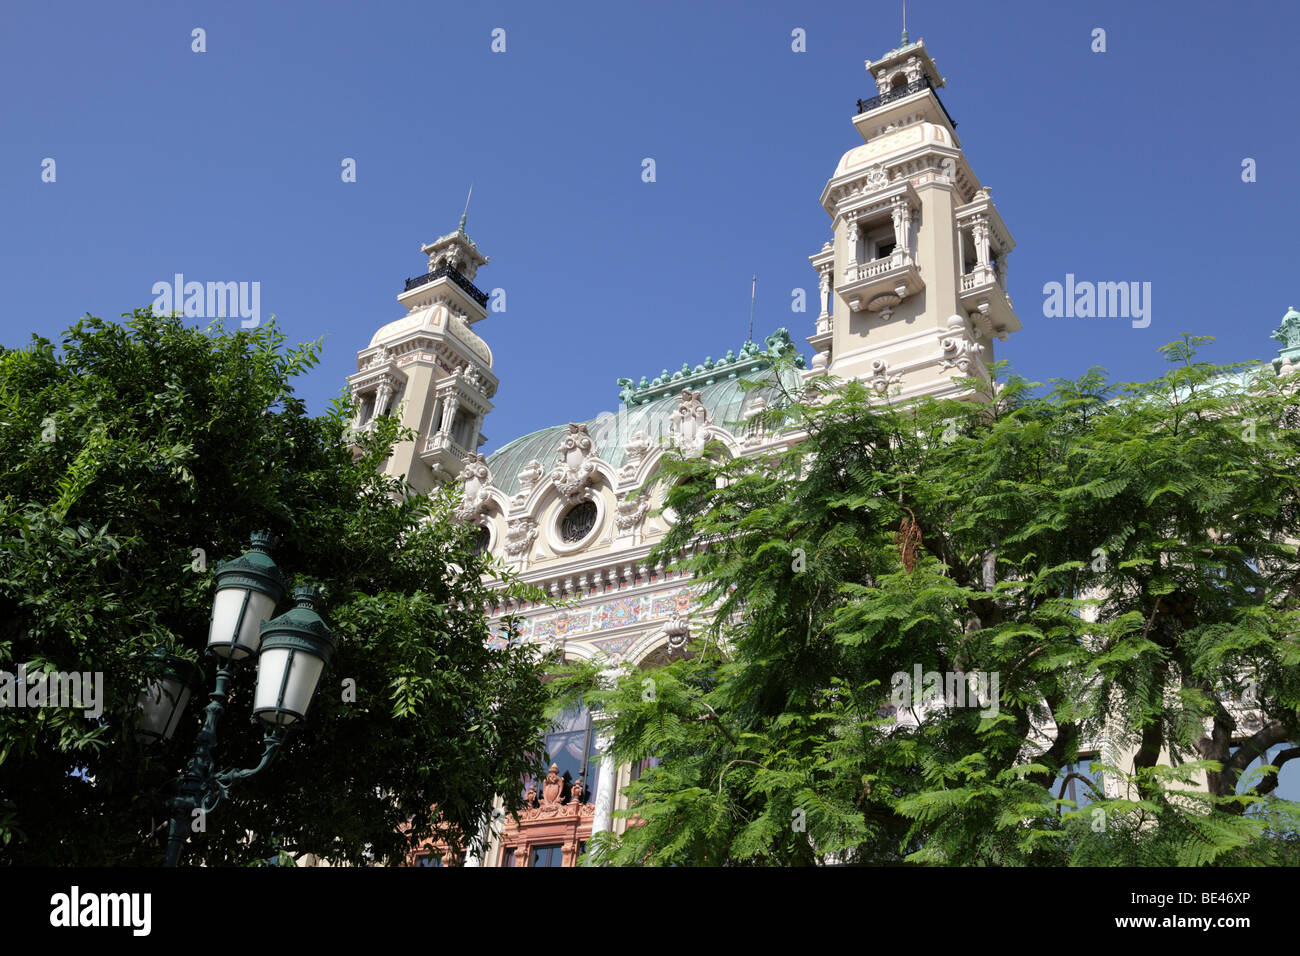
[485,331,804,495]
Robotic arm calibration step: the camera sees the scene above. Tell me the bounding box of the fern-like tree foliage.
[0,310,551,865]
[565,336,1300,866]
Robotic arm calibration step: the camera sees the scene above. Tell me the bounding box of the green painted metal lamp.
[135,650,202,746]
[161,533,338,866]
[254,587,339,726]
[206,529,288,660]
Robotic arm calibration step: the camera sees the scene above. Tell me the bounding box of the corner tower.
[350,216,498,493]
[807,35,1021,398]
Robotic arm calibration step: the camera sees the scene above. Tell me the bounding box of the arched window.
[524,703,602,804]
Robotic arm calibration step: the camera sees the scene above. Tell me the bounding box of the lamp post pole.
[150,533,336,867]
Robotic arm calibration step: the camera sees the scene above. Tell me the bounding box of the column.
[590,731,617,838]
[374,381,393,418]
[890,199,906,261]
[462,802,502,867]
[973,216,991,269]
[438,393,459,439]
[817,264,831,327]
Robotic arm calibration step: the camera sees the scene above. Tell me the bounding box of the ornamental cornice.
[834,180,921,227]
[348,367,407,394]
[617,329,804,407]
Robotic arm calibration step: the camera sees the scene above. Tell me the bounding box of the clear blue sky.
[1,0,1296,804]
[3,0,1298,451]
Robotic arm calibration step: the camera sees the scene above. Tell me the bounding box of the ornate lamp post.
[146,532,338,867]
[135,650,202,747]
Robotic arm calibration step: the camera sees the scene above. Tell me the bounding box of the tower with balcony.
[807,35,1021,398]
[350,216,497,493]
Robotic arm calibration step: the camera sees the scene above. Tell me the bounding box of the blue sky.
[2,0,1297,808]
[3,0,1298,452]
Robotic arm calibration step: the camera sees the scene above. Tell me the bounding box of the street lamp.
[207,530,287,660]
[135,650,202,746]
[254,588,338,726]
[161,533,337,867]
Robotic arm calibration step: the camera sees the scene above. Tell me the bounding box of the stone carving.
[524,783,539,808]
[503,517,538,560]
[620,431,652,481]
[865,164,888,189]
[455,453,493,521]
[870,358,903,395]
[570,779,584,803]
[551,423,598,500]
[614,492,651,537]
[668,389,711,456]
[663,613,690,652]
[517,459,543,496]
[462,365,487,393]
[541,763,563,805]
[538,630,565,657]
[1272,307,1300,374]
[940,335,986,374]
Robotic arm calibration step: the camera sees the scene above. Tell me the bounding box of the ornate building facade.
[346,36,1288,866]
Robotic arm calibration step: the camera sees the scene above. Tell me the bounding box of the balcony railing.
[404,266,490,309]
[844,252,909,282]
[960,265,1004,293]
[856,76,957,129]
[424,431,470,460]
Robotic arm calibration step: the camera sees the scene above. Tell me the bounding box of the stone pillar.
[973,216,991,269]
[439,393,459,437]
[817,264,831,324]
[374,381,393,418]
[590,733,617,838]
[890,199,906,259]
[461,803,502,867]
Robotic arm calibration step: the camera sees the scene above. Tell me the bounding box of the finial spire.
[459,184,473,232]
[901,0,908,44]
[747,275,757,345]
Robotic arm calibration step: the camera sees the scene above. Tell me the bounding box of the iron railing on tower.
[856,75,957,130]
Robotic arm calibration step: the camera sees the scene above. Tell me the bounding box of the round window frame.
[547,492,605,555]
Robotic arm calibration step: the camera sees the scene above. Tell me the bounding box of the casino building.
[343,34,1288,866]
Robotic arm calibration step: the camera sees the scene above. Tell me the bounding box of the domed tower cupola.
[806,34,1022,401]
[349,214,499,493]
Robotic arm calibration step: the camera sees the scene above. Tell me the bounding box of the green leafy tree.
[570,338,1300,866]
[0,309,550,866]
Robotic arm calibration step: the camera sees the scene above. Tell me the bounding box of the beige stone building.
[345,34,1287,866]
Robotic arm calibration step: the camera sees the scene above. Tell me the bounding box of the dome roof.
[485,364,801,495]
[833,122,952,177]
[367,303,492,366]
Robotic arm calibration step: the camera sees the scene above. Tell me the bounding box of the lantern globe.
[253,586,338,727]
[207,531,288,660]
[135,651,202,746]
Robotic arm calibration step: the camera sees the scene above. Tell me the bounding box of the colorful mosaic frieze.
[488,585,696,649]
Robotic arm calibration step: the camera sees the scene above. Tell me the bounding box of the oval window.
[560,500,598,543]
